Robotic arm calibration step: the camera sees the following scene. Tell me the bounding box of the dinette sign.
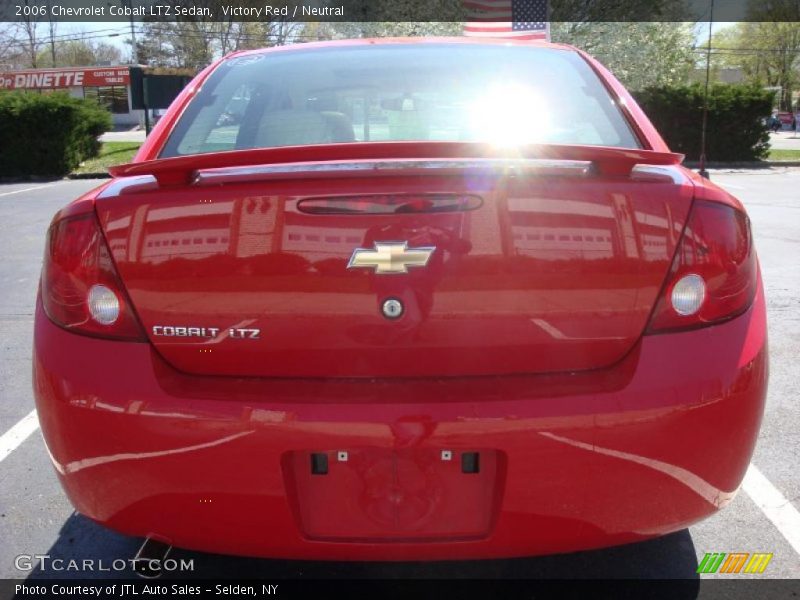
[0,67,130,90]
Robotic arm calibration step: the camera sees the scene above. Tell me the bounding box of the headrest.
[255,110,334,147]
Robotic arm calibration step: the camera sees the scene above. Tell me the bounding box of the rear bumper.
[33,285,768,561]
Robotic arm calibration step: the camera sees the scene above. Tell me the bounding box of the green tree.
[710,22,800,111]
[36,39,122,67]
[301,22,462,40]
[549,0,690,22]
[16,4,43,68]
[135,0,298,67]
[0,23,25,68]
[136,21,215,69]
[551,22,696,90]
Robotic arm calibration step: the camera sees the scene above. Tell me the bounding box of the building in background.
[0,65,141,126]
[0,64,195,128]
[690,67,745,85]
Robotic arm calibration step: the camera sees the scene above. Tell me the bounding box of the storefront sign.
[0,67,130,90]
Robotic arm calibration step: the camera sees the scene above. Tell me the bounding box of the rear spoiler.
[108,142,684,187]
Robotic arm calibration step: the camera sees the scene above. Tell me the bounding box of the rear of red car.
[33,39,767,559]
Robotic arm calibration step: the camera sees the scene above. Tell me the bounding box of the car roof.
[224,37,578,61]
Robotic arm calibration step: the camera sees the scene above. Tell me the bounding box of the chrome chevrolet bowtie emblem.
[347,242,435,274]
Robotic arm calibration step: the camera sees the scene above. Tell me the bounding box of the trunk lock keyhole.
[381,298,404,320]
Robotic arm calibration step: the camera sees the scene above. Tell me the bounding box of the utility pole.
[127,0,138,64]
[698,0,714,179]
[107,0,138,63]
[49,28,56,66]
[46,0,56,66]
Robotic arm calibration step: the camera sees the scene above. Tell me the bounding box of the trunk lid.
[97,146,692,378]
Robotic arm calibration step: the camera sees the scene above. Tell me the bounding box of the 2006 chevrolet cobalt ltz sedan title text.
[33,38,767,560]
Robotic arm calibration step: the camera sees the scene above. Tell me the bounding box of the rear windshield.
[160,44,640,157]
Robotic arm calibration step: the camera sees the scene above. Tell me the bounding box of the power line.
[4,26,324,47]
[0,25,132,41]
[44,26,132,41]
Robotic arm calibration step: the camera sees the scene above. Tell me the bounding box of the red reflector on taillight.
[41,212,145,341]
[646,200,758,333]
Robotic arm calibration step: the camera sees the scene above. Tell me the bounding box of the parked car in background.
[776,111,794,130]
[34,38,767,561]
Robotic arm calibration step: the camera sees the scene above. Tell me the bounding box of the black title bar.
[4,579,800,600]
[2,0,800,23]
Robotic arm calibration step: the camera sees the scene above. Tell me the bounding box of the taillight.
[646,200,757,333]
[40,212,145,341]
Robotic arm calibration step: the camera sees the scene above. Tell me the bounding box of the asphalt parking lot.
[0,172,798,586]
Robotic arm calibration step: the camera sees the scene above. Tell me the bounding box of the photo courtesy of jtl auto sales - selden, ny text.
[0,0,799,598]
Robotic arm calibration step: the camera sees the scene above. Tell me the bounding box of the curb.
[68,172,111,179]
[0,176,67,184]
[1,174,110,182]
[684,161,800,169]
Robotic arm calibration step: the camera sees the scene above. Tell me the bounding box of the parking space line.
[0,409,39,463]
[743,463,800,556]
[0,183,59,198]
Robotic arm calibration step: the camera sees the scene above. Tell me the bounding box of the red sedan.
[34,38,767,561]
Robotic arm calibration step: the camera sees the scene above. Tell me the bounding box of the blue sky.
[57,22,137,58]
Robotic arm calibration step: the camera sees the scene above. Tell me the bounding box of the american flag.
[463,0,549,41]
